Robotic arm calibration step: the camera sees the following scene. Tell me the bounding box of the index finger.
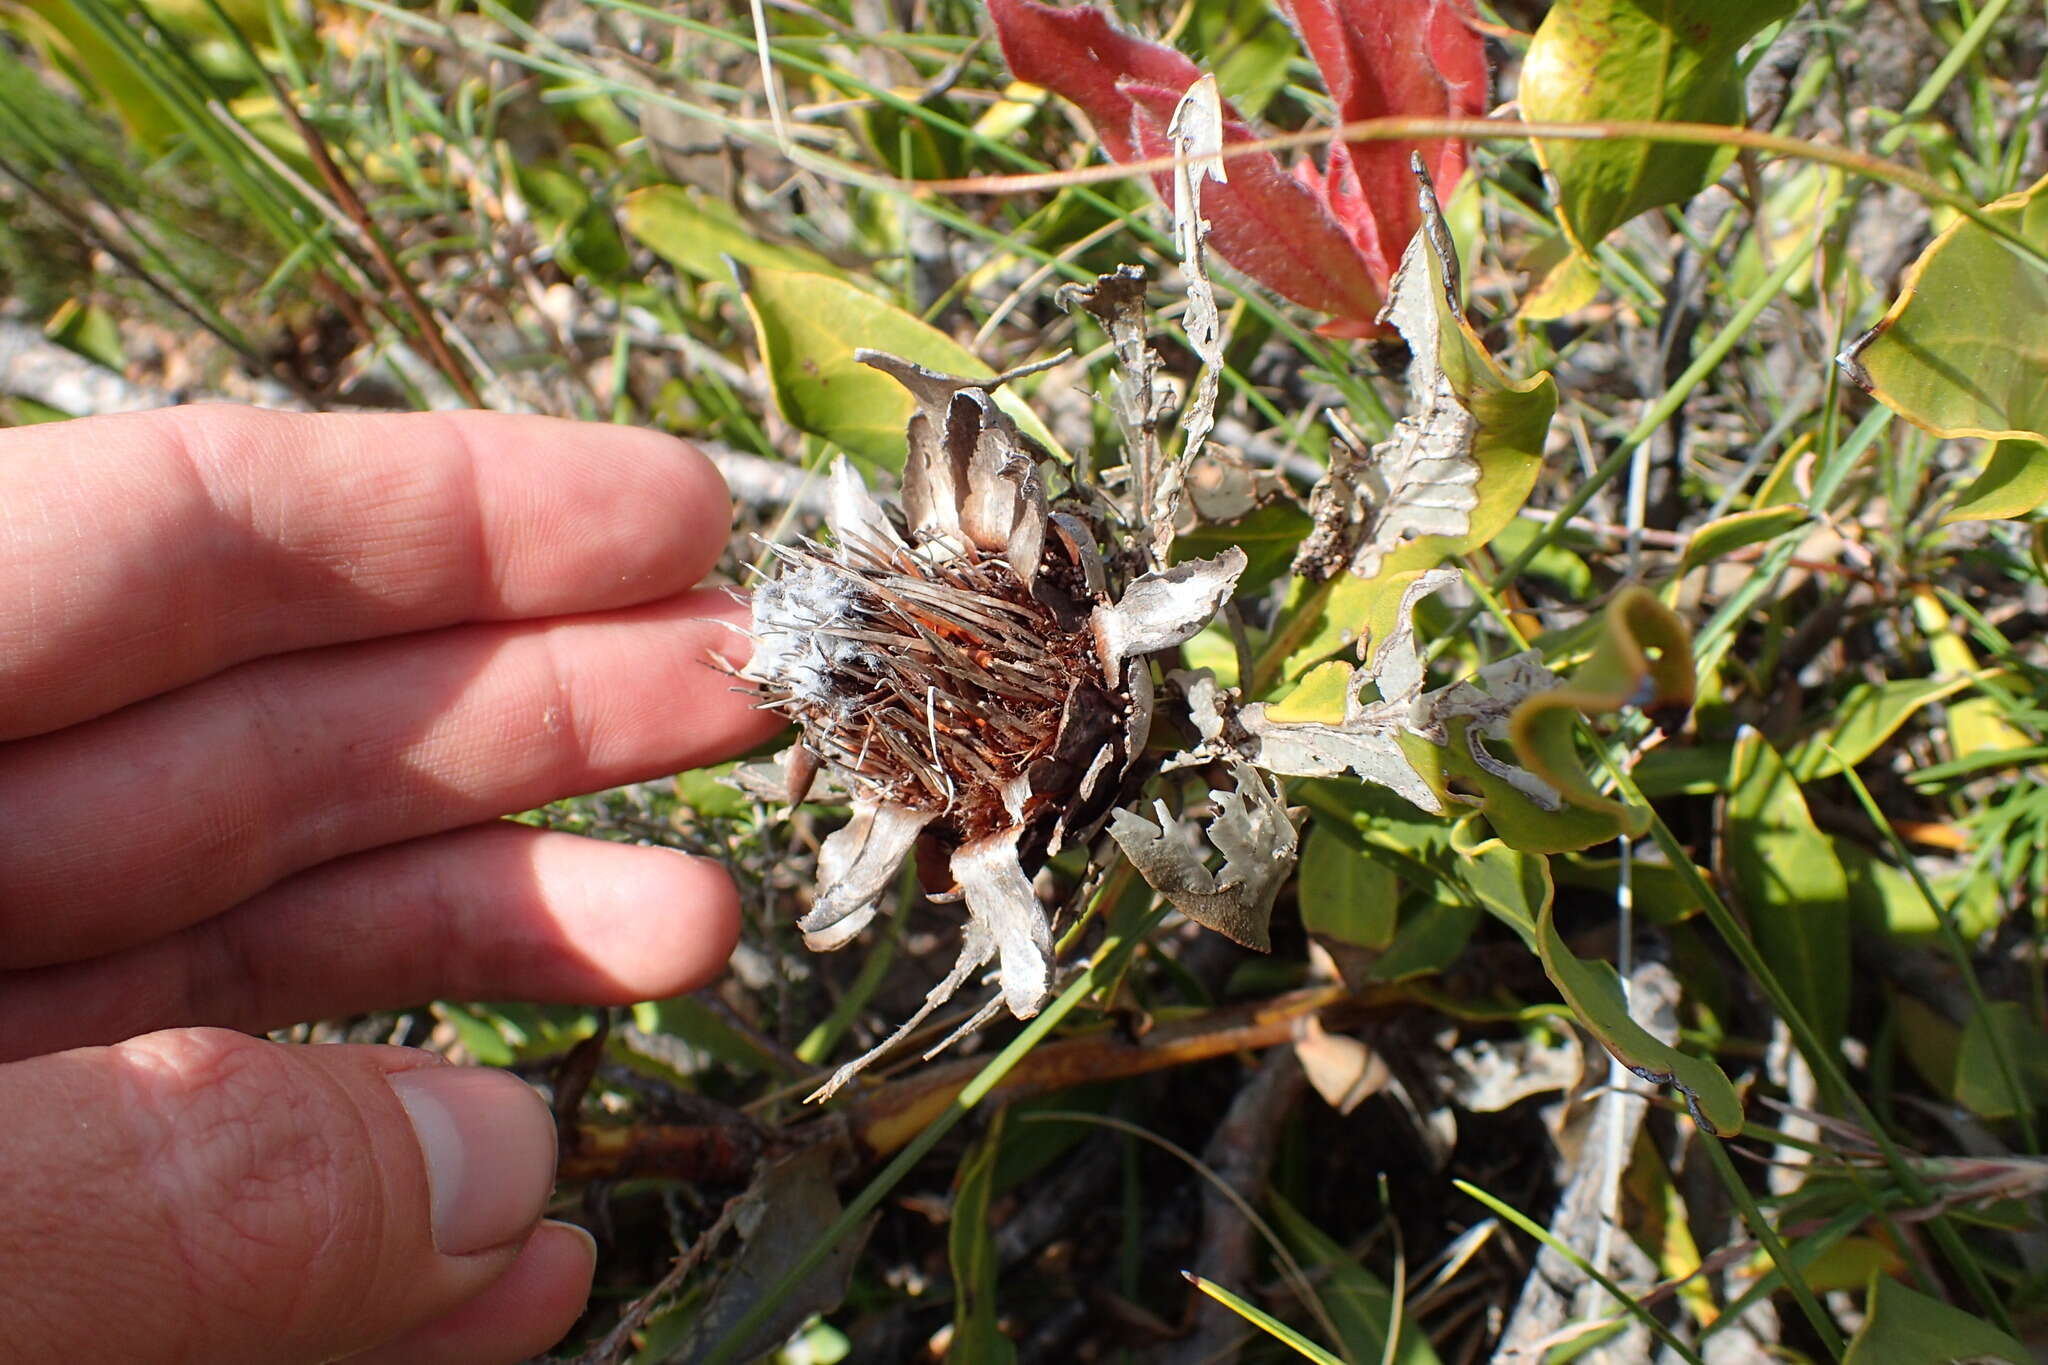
[0,406,735,741]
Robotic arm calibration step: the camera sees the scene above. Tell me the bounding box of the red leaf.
[1119,83,1386,327]
[1276,0,1488,283]
[990,0,1387,329]
[986,0,1206,163]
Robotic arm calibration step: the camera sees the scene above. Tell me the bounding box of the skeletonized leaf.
[1242,570,1561,815]
[1280,174,1554,675]
[1108,759,1299,951]
[1158,74,1229,558]
[1295,170,1478,582]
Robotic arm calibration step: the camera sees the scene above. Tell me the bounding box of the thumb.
[0,1028,591,1365]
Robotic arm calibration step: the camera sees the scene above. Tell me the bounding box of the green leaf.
[1946,439,2048,522]
[1838,840,2001,944]
[1536,894,1745,1136]
[1555,852,1707,925]
[948,1110,1018,1365]
[1182,1273,1346,1365]
[43,297,125,371]
[1298,819,1399,949]
[735,264,1064,470]
[519,165,628,281]
[1723,730,1851,1049]
[1521,0,1797,252]
[1677,505,1810,575]
[1268,1195,1443,1365]
[1448,823,1549,952]
[1842,1276,2028,1365]
[1185,0,1296,119]
[1784,675,1975,780]
[1840,174,2048,442]
[632,996,801,1079]
[1176,500,1316,595]
[1370,897,1480,982]
[1952,1001,2048,1120]
[1488,515,1596,597]
[623,185,843,281]
[675,763,751,821]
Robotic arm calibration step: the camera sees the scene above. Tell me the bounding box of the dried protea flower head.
[742,349,1245,1098]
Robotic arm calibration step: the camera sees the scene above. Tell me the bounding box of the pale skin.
[0,406,787,1363]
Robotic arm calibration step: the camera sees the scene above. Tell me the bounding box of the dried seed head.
[741,351,1244,1098]
[747,526,1111,846]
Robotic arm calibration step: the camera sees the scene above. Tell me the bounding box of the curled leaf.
[1505,587,1694,830]
[1092,547,1249,684]
[801,800,935,950]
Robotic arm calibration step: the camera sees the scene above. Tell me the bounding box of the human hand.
[0,406,785,1363]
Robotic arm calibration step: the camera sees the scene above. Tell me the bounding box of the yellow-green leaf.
[1840,174,2048,442]
[1783,675,1973,781]
[624,185,844,282]
[1945,439,2048,522]
[1536,885,1744,1136]
[1952,1001,2048,1120]
[735,265,1063,470]
[1677,505,1809,575]
[1522,0,1795,253]
[1298,820,1399,950]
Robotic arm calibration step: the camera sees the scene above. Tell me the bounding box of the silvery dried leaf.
[1293,176,1481,582]
[1239,569,1565,815]
[1107,758,1298,952]
[1238,569,1460,814]
[1058,266,1162,526]
[799,799,934,950]
[1158,74,1228,559]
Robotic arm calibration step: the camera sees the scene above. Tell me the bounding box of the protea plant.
[741,348,1245,1097]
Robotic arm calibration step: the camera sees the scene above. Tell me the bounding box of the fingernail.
[389,1067,558,1256]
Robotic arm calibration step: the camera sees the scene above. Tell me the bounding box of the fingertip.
[339,1219,598,1365]
[527,836,743,1000]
